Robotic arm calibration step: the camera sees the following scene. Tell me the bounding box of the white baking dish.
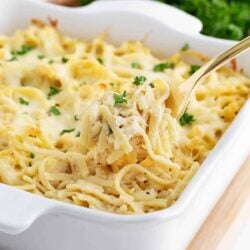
[0,0,249,249]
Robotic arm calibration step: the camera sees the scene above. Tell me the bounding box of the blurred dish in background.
[50,0,250,41]
[50,0,93,6]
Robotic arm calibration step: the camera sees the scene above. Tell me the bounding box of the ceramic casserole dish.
[0,0,249,249]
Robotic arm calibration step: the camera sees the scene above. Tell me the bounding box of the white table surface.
[218,196,250,250]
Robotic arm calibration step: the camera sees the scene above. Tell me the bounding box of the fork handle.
[179,36,250,118]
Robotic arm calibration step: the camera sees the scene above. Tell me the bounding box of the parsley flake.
[153,63,175,72]
[113,91,128,105]
[49,106,61,116]
[131,62,141,69]
[48,59,54,64]
[76,131,81,137]
[149,82,155,88]
[189,64,201,75]
[9,55,17,61]
[12,45,35,56]
[133,76,147,86]
[30,152,35,159]
[97,57,103,64]
[60,128,75,136]
[181,43,190,51]
[74,115,79,121]
[48,86,60,99]
[179,113,195,126]
[19,97,29,106]
[37,54,45,60]
[62,56,69,63]
[10,44,36,61]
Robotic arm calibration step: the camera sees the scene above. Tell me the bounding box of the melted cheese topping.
[0,21,249,214]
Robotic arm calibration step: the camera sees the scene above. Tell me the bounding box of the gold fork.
[170,36,250,119]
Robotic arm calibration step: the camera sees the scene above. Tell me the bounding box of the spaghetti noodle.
[0,21,249,214]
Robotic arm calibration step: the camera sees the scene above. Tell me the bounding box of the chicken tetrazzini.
[0,20,249,214]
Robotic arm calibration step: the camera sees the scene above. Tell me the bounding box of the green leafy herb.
[62,56,68,63]
[76,131,81,137]
[149,82,155,88]
[12,45,35,56]
[97,57,103,64]
[9,55,17,61]
[48,59,54,64]
[181,43,190,51]
[159,0,250,40]
[37,54,45,60]
[49,106,61,116]
[10,44,36,61]
[19,97,29,106]
[133,76,147,86]
[48,86,60,99]
[28,162,32,167]
[109,82,115,87]
[113,91,128,105]
[74,115,79,121]
[60,128,75,136]
[30,152,35,159]
[153,62,175,72]
[179,112,195,126]
[189,64,201,75]
[131,62,141,69]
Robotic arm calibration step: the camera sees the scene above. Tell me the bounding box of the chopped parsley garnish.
[12,44,35,56]
[181,43,190,51]
[109,82,115,87]
[149,82,155,88]
[60,128,75,136]
[19,97,29,105]
[153,63,175,72]
[75,131,81,137]
[9,44,36,61]
[49,106,61,116]
[133,76,147,86]
[131,62,141,69]
[48,86,60,99]
[37,54,45,60]
[179,112,195,126]
[28,162,32,167]
[97,57,103,64]
[9,55,17,62]
[74,115,79,121]
[30,152,35,159]
[62,56,68,63]
[48,59,54,64]
[189,64,201,75]
[113,90,128,105]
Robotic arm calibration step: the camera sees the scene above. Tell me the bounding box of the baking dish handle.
[85,0,203,35]
[0,184,54,235]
